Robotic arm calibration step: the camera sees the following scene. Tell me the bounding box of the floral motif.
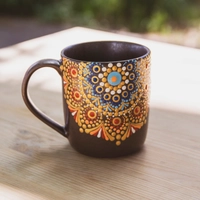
[60,55,150,146]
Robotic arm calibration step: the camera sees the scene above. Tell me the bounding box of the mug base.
[67,117,149,158]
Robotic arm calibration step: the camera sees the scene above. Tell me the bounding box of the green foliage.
[0,0,200,32]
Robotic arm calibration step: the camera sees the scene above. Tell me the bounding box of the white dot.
[98,73,103,78]
[108,63,113,68]
[122,66,126,71]
[125,79,129,84]
[117,89,122,94]
[111,90,115,95]
[102,67,107,72]
[117,63,122,67]
[125,72,129,76]
[122,86,126,90]
[100,82,104,86]
[105,88,110,92]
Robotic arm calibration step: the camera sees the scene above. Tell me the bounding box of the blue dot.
[97,87,103,92]
[107,72,122,86]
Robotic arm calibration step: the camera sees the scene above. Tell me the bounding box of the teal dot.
[107,72,122,86]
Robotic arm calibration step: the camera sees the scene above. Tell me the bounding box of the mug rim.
[61,41,151,63]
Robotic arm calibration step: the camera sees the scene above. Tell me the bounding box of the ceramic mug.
[22,41,151,158]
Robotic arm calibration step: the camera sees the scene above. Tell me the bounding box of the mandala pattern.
[60,55,150,146]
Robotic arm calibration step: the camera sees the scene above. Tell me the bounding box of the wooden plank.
[0,81,200,199]
[0,27,200,199]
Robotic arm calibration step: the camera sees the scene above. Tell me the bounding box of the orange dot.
[116,130,120,133]
[111,76,117,82]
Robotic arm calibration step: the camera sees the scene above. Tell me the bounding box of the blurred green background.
[1,0,200,32]
[0,0,200,47]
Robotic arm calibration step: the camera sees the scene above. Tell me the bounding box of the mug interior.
[62,41,150,62]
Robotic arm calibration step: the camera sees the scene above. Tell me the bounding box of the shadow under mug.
[22,41,151,158]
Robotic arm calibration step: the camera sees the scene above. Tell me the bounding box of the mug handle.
[21,59,66,137]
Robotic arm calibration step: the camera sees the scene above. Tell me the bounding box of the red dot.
[112,117,121,126]
[71,68,77,77]
[75,93,80,98]
[134,106,141,115]
[114,119,120,124]
[89,111,95,117]
[87,111,97,119]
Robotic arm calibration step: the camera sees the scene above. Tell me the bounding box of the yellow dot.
[98,109,102,113]
[120,131,125,135]
[116,134,121,140]
[124,110,128,114]
[108,129,112,133]
[105,83,110,87]
[120,81,125,86]
[82,124,86,129]
[121,71,125,75]
[117,68,122,73]
[90,103,93,107]
[114,87,118,91]
[88,124,92,128]
[122,76,127,80]
[109,86,113,90]
[102,78,107,82]
[104,72,108,76]
[79,128,84,133]
[112,66,117,71]
[111,132,116,136]
[60,65,64,70]
[108,113,113,116]
[87,94,92,98]
[107,68,112,73]
[116,141,121,146]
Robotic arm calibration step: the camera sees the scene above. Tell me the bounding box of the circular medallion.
[133,105,141,115]
[107,72,122,86]
[112,117,122,126]
[87,110,97,120]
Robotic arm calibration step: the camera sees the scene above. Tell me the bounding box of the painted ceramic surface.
[60,55,150,146]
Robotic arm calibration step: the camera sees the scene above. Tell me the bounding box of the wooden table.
[0,27,200,200]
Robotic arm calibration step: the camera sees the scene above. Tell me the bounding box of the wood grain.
[0,81,200,200]
[0,27,200,200]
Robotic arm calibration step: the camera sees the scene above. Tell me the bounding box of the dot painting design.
[60,55,151,146]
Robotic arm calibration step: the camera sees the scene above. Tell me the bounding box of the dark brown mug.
[22,41,151,158]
